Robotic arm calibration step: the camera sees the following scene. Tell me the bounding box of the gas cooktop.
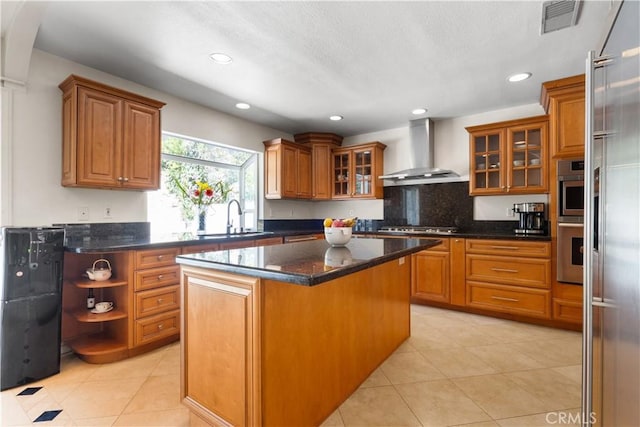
[377,226,458,235]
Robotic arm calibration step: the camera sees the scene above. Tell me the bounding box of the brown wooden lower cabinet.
[411,237,580,328]
[411,239,450,303]
[62,236,281,363]
[181,258,411,427]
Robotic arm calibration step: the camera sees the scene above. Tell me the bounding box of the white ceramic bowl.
[529,158,541,165]
[513,160,525,167]
[324,227,352,246]
[324,247,353,267]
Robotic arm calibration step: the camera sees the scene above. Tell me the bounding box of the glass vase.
[197,211,206,235]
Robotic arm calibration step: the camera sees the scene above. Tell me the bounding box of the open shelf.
[70,309,127,323]
[72,278,128,288]
[67,332,129,363]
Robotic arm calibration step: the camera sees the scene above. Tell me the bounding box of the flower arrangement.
[173,178,231,212]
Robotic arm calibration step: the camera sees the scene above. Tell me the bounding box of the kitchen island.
[176,237,439,427]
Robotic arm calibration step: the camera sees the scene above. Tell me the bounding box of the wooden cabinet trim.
[59,74,166,109]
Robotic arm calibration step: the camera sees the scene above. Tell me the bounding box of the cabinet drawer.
[134,265,180,291]
[181,243,220,254]
[135,247,179,269]
[466,254,550,288]
[553,298,583,324]
[135,285,180,319]
[467,282,550,318]
[134,309,180,346]
[466,239,550,258]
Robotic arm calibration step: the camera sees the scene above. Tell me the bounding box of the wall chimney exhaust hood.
[379,118,461,186]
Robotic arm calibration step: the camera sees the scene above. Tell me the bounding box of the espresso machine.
[513,202,547,235]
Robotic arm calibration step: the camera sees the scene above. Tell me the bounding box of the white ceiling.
[11,1,614,136]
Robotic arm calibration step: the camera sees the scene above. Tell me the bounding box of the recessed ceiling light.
[329,115,343,121]
[412,108,427,115]
[210,53,233,64]
[508,72,532,82]
[235,102,251,110]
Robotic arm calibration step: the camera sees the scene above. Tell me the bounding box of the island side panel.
[261,257,411,426]
[180,267,261,427]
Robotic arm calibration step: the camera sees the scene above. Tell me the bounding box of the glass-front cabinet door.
[467,116,549,195]
[332,149,351,198]
[506,121,548,193]
[352,147,374,197]
[470,129,504,194]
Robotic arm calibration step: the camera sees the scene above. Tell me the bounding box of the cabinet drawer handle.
[157,255,164,260]
[157,275,164,280]
[490,245,518,250]
[157,298,163,304]
[491,296,519,302]
[157,324,164,330]
[491,267,519,273]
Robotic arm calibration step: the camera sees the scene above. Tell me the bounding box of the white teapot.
[86,259,112,281]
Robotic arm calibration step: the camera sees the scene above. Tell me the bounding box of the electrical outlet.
[78,207,89,221]
[506,207,514,217]
[104,207,112,218]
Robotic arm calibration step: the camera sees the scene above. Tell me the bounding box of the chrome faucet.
[226,199,243,234]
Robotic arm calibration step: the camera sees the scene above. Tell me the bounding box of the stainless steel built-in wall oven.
[556,159,585,284]
[558,159,585,219]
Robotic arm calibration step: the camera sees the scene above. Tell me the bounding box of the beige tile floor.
[1,304,582,426]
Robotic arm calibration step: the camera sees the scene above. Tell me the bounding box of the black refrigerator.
[0,227,65,391]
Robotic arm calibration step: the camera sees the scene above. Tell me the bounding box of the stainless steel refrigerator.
[0,227,65,390]
[583,1,640,425]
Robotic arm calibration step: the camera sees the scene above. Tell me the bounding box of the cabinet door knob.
[157,255,164,260]
[157,274,164,280]
[117,176,124,182]
[123,177,129,182]
[157,324,164,330]
[157,298,163,304]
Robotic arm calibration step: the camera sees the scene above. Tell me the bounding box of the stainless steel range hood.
[379,118,460,185]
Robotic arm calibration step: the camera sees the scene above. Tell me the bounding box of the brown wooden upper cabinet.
[331,142,386,199]
[466,115,549,195]
[59,75,165,190]
[541,74,585,159]
[294,132,343,200]
[263,138,312,199]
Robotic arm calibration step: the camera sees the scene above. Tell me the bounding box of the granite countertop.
[64,231,285,253]
[63,226,548,253]
[363,231,551,241]
[176,237,440,286]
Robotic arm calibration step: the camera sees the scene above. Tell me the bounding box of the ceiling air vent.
[541,0,582,34]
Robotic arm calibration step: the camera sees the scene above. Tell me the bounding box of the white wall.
[343,103,548,221]
[3,48,550,227]
[4,49,292,226]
